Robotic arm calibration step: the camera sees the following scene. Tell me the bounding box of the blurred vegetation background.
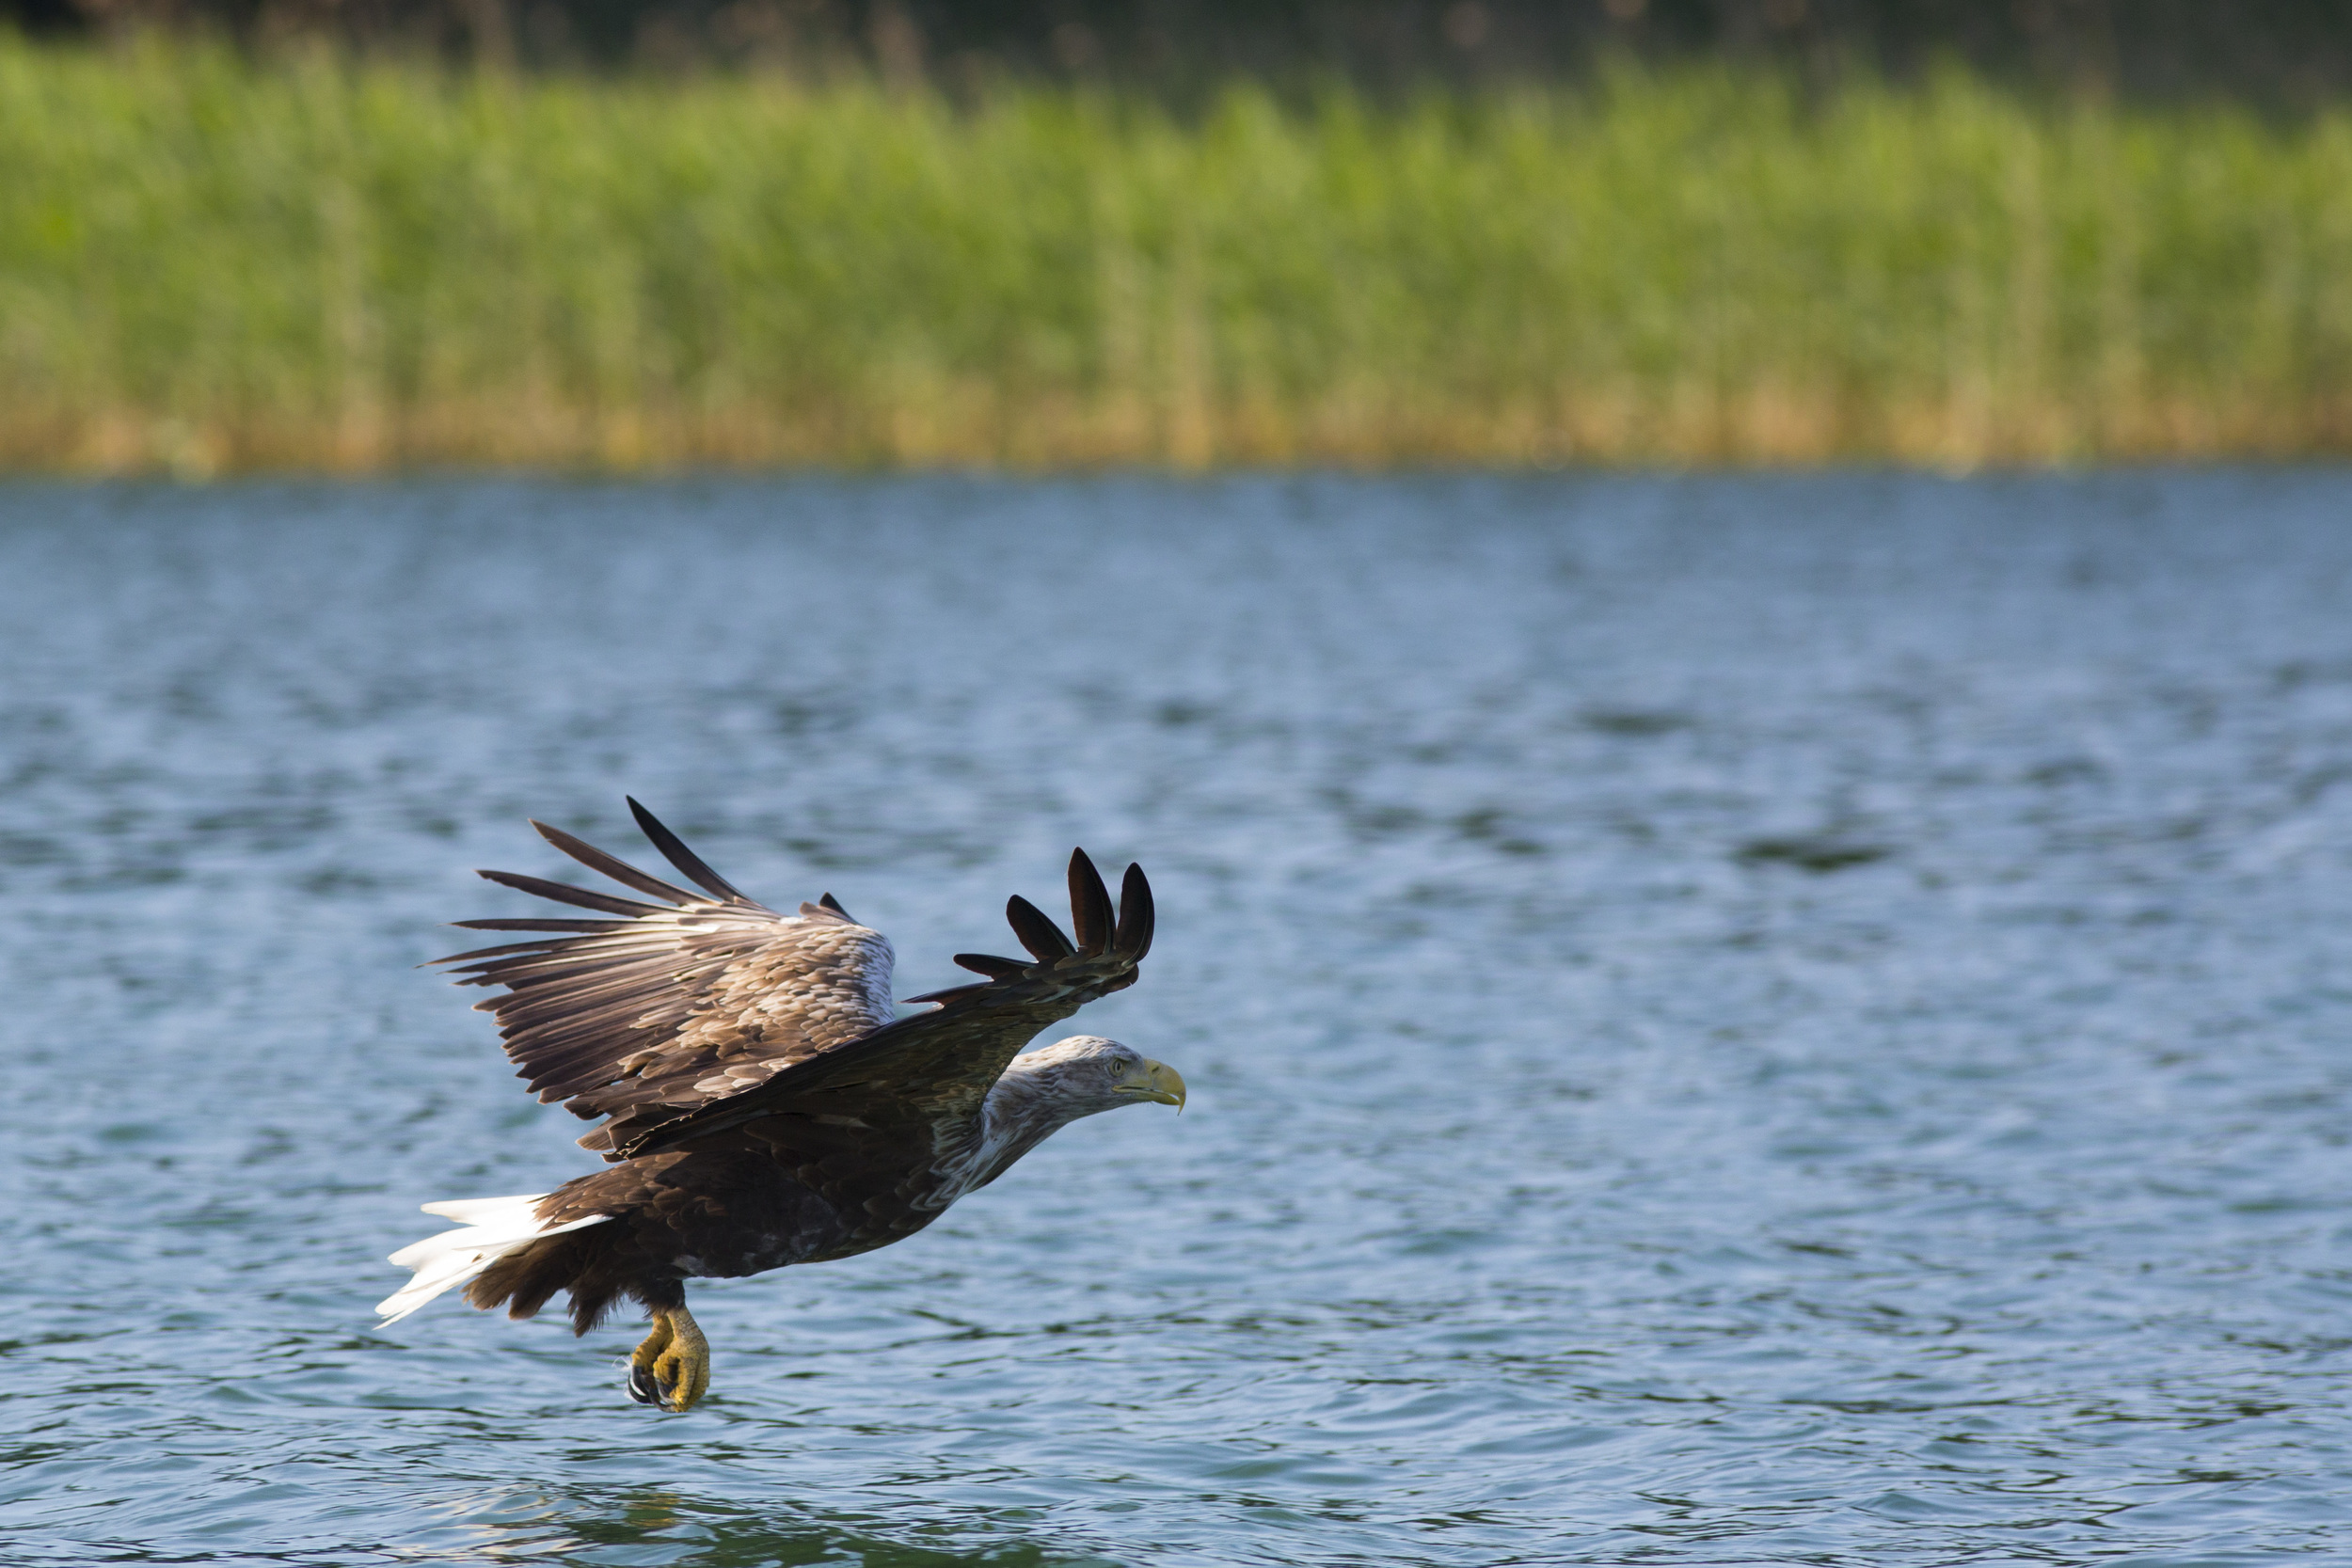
[2,2,2349,472]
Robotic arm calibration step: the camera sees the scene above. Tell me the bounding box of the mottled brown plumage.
[377,801,1182,1413]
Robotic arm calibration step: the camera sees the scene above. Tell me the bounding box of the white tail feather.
[374,1194,611,1325]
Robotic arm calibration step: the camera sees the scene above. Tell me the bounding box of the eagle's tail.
[374,1195,611,1325]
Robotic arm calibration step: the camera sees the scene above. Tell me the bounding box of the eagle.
[375,800,1183,1413]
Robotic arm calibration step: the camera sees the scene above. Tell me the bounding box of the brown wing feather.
[620,850,1153,1159]
[432,805,897,1160]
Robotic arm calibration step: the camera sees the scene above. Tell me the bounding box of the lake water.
[3,470,2350,1567]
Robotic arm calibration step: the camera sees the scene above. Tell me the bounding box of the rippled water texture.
[4,472,2352,1566]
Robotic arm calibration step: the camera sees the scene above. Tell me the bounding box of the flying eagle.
[376,800,1182,1412]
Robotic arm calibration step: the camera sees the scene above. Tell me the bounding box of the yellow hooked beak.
[1117,1058,1187,1111]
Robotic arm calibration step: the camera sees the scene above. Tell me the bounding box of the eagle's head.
[998,1035,1186,1121]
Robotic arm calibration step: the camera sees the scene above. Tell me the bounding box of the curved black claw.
[626,1362,662,1406]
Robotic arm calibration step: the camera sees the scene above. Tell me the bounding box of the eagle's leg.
[626,1302,710,1413]
[625,1314,674,1407]
[653,1307,711,1413]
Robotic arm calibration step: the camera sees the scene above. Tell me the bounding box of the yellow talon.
[654,1307,711,1413]
[628,1314,673,1391]
[628,1307,710,1413]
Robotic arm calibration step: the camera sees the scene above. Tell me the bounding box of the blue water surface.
[2,470,2350,1567]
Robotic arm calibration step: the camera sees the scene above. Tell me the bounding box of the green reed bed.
[3,37,2350,471]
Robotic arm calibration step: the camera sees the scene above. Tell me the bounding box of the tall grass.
[4,37,2351,471]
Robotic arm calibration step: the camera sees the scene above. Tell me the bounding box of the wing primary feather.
[1005,895,1077,961]
[428,936,609,965]
[447,951,683,988]
[437,932,677,966]
[439,939,685,979]
[818,893,854,920]
[953,952,1032,978]
[899,982,997,1006]
[448,918,634,933]
[478,960,705,1013]
[476,869,671,918]
[1113,863,1155,958]
[627,798,753,903]
[1067,849,1115,956]
[531,820,702,906]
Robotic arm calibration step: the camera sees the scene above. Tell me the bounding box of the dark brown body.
[466,1145,962,1329]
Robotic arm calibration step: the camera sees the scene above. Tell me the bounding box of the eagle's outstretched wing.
[619,849,1153,1159]
[431,800,898,1160]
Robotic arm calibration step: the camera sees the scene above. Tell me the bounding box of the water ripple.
[0,470,2348,1565]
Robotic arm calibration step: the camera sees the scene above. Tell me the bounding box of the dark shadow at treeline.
[6,0,2350,107]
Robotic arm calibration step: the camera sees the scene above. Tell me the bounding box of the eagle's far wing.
[618,850,1153,1160]
[430,800,898,1161]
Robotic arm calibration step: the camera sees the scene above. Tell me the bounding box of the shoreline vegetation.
[4,38,2351,474]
